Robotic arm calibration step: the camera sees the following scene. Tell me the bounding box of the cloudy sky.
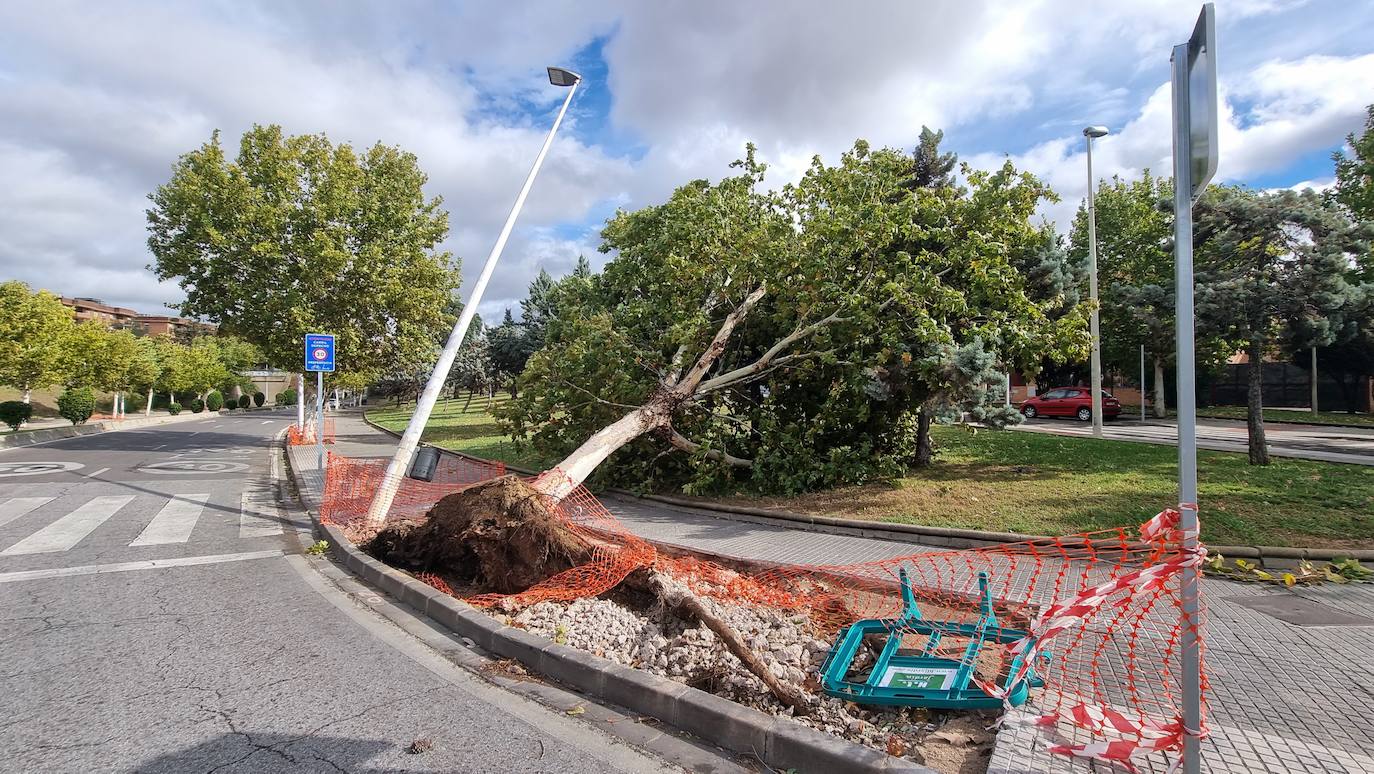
[2,0,1371,323]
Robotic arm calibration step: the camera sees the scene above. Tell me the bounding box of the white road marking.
[260,421,272,425]
[0,550,283,584]
[0,495,135,555]
[129,494,210,546]
[0,461,83,477]
[83,467,109,478]
[240,491,282,537]
[188,432,200,437]
[152,444,167,450]
[0,497,54,528]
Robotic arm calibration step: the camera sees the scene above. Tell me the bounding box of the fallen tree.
[496,135,1085,497]
[368,137,1085,721]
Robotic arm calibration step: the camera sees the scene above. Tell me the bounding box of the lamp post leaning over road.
[1084,124,1110,438]
[364,66,582,526]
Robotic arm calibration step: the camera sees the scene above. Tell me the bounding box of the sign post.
[304,334,336,472]
[1171,6,1216,773]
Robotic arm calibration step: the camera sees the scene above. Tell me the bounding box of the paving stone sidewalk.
[296,411,1374,774]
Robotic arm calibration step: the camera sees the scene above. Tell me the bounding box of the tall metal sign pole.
[305,333,335,472]
[364,67,582,525]
[1171,5,1216,773]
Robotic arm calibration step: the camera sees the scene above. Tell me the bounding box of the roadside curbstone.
[538,643,609,695]
[599,661,688,724]
[673,687,772,758]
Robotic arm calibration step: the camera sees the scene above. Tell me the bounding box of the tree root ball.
[366,475,592,594]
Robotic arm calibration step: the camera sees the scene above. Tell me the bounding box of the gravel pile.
[507,594,993,767]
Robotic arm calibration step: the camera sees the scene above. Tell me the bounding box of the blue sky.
[1,1,1370,322]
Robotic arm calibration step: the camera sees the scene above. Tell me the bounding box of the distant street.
[1014,415,1374,465]
[0,414,682,773]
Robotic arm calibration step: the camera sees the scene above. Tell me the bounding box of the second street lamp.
[1084,124,1109,438]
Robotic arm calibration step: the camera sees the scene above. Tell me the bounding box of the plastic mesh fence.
[321,455,1206,769]
[287,417,335,446]
[321,452,506,527]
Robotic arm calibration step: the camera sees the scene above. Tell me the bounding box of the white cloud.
[0,0,1367,325]
[965,52,1374,231]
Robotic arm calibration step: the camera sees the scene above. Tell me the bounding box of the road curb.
[286,442,933,773]
[359,410,1374,566]
[0,409,246,451]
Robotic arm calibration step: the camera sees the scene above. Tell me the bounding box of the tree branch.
[665,426,753,468]
[674,284,769,395]
[696,310,845,394]
[556,378,642,411]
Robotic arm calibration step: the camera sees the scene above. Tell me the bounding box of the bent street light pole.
[364,67,582,526]
[1084,125,1109,438]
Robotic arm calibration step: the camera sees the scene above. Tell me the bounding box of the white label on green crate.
[879,666,957,690]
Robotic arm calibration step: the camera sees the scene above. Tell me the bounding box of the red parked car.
[1019,387,1121,422]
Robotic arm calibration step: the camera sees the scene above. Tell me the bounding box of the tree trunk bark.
[146,387,154,416]
[463,390,475,412]
[21,389,31,404]
[1246,338,1269,466]
[534,398,672,500]
[1152,356,1167,418]
[913,405,934,467]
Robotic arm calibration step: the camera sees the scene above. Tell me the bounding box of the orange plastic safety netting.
[321,452,507,526]
[287,417,335,446]
[320,455,1206,769]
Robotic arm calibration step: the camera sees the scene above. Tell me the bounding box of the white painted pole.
[296,373,305,430]
[1172,40,1203,774]
[316,371,325,471]
[1086,135,1104,437]
[365,72,581,525]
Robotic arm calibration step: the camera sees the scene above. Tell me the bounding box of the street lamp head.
[547,67,581,87]
[1083,125,1110,138]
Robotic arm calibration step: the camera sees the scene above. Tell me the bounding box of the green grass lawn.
[366,394,556,471]
[722,428,1374,549]
[369,397,1373,549]
[1181,405,1374,428]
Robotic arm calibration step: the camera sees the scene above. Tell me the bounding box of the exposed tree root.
[367,475,592,594]
[626,568,811,715]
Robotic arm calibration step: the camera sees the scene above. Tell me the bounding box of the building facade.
[59,297,216,338]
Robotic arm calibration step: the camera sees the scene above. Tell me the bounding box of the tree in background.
[0,282,74,403]
[126,336,163,415]
[447,325,495,409]
[1318,104,1374,412]
[60,321,123,393]
[1069,173,1174,415]
[488,309,535,395]
[1332,105,1374,239]
[153,336,193,406]
[1194,186,1368,463]
[147,124,459,379]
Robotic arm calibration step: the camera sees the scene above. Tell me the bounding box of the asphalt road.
[0,413,684,773]
[1013,415,1374,465]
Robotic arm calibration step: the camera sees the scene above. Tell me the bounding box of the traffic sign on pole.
[1170,6,1215,773]
[304,333,335,373]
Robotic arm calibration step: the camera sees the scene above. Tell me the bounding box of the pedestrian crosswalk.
[0,490,286,557]
[129,494,211,546]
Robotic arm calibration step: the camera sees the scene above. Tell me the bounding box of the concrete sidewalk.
[298,411,1374,774]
